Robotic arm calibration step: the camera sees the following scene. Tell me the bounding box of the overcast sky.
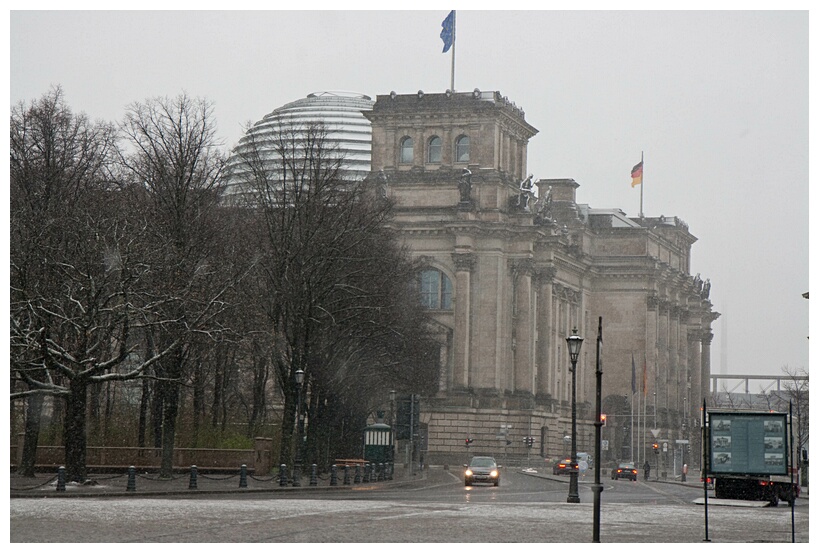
[8,7,811,388]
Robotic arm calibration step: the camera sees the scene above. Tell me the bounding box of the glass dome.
[224,91,374,200]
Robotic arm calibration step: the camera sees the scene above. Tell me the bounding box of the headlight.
[490,470,498,478]
[465,469,473,476]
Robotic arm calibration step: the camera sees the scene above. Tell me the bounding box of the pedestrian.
[643,460,651,480]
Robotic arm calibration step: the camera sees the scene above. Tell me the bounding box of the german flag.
[630,161,643,187]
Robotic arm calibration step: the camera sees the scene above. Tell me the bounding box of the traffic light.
[465,437,473,447]
[600,413,607,427]
[653,442,659,454]
[522,436,535,448]
[395,394,420,440]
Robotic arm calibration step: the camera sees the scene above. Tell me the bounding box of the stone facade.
[364,90,718,467]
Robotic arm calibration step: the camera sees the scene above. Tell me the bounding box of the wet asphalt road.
[9,467,809,542]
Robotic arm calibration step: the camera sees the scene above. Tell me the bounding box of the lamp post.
[293,368,305,487]
[592,317,603,542]
[389,390,397,466]
[566,327,584,503]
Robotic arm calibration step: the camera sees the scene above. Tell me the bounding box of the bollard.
[126,466,136,492]
[56,466,66,492]
[189,465,198,490]
[363,463,370,483]
[378,463,384,481]
[279,464,288,487]
[372,464,377,482]
[239,464,247,488]
[343,465,351,485]
[310,464,318,486]
[354,464,362,484]
[293,464,301,487]
[388,462,394,480]
[330,465,338,486]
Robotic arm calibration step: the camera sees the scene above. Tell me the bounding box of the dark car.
[553,458,577,475]
[464,456,500,486]
[611,462,638,481]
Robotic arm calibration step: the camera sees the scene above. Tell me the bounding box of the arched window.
[419,268,453,310]
[427,136,442,163]
[455,135,470,163]
[400,136,414,164]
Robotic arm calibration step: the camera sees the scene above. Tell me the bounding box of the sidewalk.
[518,465,808,501]
[10,465,421,498]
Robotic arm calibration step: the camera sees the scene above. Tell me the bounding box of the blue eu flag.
[440,10,455,53]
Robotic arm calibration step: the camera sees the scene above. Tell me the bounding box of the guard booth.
[364,423,393,464]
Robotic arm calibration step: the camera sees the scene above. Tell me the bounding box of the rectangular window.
[420,270,440,309]
[441,274,453,309]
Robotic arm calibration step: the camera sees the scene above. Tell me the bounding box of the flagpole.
[630,354,635,462]
[450,11,456,91]
[643,354,648,469]
[637,362,646,467]
[639,151,644,219]
[637,379,641,467]
[630,386,634,462]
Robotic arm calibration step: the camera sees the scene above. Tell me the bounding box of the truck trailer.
[706,409,801,506]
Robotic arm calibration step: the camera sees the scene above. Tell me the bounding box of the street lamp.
[293,368,305,487]
[389,390,397,466]
[566,327,584,503]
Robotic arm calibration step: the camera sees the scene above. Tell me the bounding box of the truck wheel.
[768,493,779,507]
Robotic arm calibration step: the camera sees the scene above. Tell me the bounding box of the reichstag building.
[228,89,719,468]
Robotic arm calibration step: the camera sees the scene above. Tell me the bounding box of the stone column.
[535,267,556,398]
[512,259,535,395]
[438,332,452,393]
[646,294,659,427]
[657,299,670,424]
[700,329,714,405]
[451,252,476,389]
[687,329,702,420]
[669,305,681,414]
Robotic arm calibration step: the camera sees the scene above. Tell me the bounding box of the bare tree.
[9,88,180,481]
[778,366,808,470]
[119,93,239,477]
[228,121,438,469]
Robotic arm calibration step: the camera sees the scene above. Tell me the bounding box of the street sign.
[602,440,609,451]
[675,439,689,444]
[650,428,660,438]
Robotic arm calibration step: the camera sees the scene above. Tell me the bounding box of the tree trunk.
[248,348,269,438]
[17,393,45,477]
[159,378,180,478]
[211,363,223,429]
[63,377,89,482]
[137,377,150,448]
[278,390,296,468]
[192,359,204,447]
[158,348,184,478]
[151,378,163,448]
[88,380,102,443]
